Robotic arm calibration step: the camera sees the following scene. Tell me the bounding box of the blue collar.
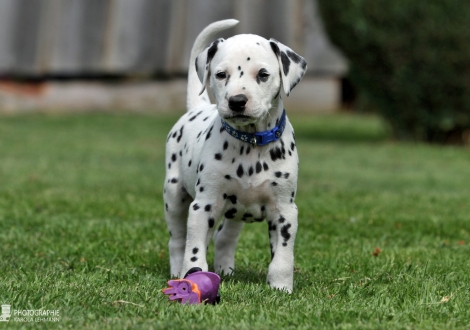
[221,110,286,147]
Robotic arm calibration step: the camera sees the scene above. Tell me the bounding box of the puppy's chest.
[203,155,275,222]
[195,142,296,222]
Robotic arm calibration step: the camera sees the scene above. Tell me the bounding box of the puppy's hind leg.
[213,218,244,275]
[164,180,192,277]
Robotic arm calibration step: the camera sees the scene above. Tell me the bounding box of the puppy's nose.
[228,94,248,112]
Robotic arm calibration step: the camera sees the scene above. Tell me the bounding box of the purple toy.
[162,267,221,304]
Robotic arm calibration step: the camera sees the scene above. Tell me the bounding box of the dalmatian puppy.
[164,19,307,293]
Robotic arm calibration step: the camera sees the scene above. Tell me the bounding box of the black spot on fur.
[261,205,266,212]
[177,126,184,143]
[280,52,291,76]
[281,223,292,242]
[232,158,236,163]
[171,153,177,162]
[199,164,204,172]
[240,71,243,77]
[203,116,209,121]
[190,256,198,262]
[188,160,192,167]
[215,153,222,160]
[270,41,280,57]
[170,178,178,183]
[220,126,225,133]
[270,147,283,161]
[286,50,301,64]
[193,247,199,254]
[197,131,202,138]
[238,66,241,70]
[256,161,262,173]
[243,213,253,218]
[196,178,200,186]
[240,145,244,155]
[208,218,215,228]
[278,216,286,223]
[223,141,229,150]
[271,182,278,186]
[199,186,204,192]
[165,203,168,211]
[227,195,237,204]
[237,164,244,178]
[207,39,220,63]
[225,74,231,86]
[248,166,254,176]
[275,171,282,178]
[218,224,223,231]
[268,221,276,231]
[263,162,269,171]
[284,172,290,179]
[246,146,251,155]
[205,126,214,140]
[205,204,211,212]
[247,57,250,61]
[189,111,203,121]
[193,204,200,211]
[225,208,237,219]
[290,142,295,151]
[168,163,171,169]
[225,175,231,180]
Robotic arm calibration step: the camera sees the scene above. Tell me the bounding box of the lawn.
[0,111,469,329]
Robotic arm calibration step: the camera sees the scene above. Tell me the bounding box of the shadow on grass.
[219,267,267,286]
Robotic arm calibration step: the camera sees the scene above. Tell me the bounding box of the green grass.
[0,111,469,329]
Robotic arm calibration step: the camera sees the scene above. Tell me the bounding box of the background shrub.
[319,0,470,143]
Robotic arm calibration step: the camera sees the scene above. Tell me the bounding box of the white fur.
[164,19,307,293]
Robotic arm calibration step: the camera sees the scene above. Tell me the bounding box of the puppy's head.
[195,34,307,126]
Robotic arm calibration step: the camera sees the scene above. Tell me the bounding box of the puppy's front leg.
[181,200,221,276]
[266,203,298,293]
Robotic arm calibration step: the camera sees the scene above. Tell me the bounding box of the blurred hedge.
[319,1,470,143]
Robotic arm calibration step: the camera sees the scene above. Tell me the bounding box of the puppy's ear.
[269,38,307,97]
[195,38,224,95]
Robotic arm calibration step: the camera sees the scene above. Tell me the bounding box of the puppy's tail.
[187,19,239,111]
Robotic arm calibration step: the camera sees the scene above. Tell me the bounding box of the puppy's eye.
[257,69,270,82]
[216,71,227,79]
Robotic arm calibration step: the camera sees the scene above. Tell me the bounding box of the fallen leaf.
[373,247,382,257]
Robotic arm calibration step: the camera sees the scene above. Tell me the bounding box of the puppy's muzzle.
[228,94,248,112]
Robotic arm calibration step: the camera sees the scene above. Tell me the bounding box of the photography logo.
[0,305,11,322]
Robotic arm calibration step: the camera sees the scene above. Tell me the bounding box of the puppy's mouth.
[223,114,254,123]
